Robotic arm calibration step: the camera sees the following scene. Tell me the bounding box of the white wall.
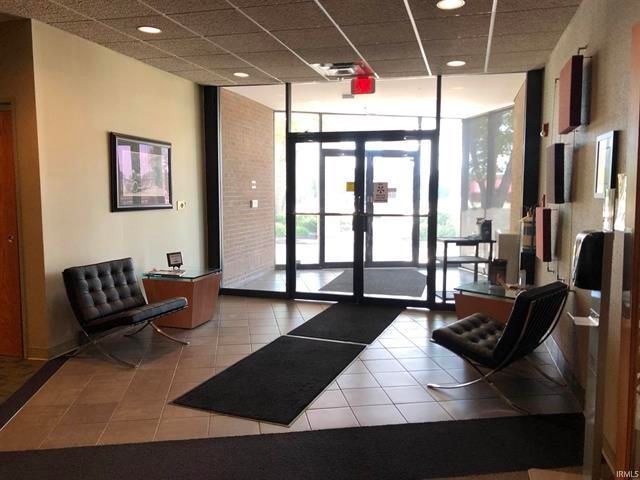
[30,21,205,355]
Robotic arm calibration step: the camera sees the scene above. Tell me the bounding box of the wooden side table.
[142,268,221,329]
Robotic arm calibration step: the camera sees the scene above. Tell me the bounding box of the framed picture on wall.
[109,132,173,212]
[594,130,618,199]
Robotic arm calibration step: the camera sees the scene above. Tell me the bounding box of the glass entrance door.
[363,140,430,300]
[291,135,434,304]
[294,141,356,296]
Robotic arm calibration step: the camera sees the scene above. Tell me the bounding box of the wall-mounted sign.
[373,182,388,203]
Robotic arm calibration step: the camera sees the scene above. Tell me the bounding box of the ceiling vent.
[311,60,373,80]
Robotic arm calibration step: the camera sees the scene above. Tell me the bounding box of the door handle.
[7,234,15,243]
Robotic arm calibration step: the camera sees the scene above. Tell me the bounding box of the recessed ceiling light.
[137,26,162,34]
[233,72,250,78]
[447,60,466,67]
[436,0,466,10]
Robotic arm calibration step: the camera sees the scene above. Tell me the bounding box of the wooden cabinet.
[143,270,221,329]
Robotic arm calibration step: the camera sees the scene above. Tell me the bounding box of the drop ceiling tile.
[214,66,281,83]
[319,0,410,26]
[379,70,432,79]
[423,37,487,57]
[260,64,321,78]
[295,46,357,64]
[430,55,484,72]
[410,0,493,19]
[104,15,194,40]
[147,37,224,56]
[233,0,308,6]
[497,0,581,12]
[142,56,198,72]
[409,0,578,19]
[176,69,234,85]
[182,53,249,69]
[241,50,307,68]
[170,9,261,36]
[281,75,325,83]
[416,14,491,41]
[103,40,165,59]
[342,21,416,46]
[143,0,229,15]
[206,32,286,53]
[52,20,131,43]
[358,42,423,61]
[367,58,428,75]
[54,0,156,20]
[489,50,552,69]
[274,27,349,49]
[493,7,577,36]
[491,31,562,54]
[240,2,331,31]
[0,1,84,22]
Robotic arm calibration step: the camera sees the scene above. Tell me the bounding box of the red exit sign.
[351,76,375,95]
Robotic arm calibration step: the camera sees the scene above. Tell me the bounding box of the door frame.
[0,103,24,357]
[287,125,441,308]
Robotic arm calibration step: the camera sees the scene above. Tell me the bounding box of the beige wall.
[0,20,48,357]
[538,0,640,460]
[30,21,205,356]
[220,89,275,286]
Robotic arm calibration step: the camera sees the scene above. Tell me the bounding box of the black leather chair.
[428,281,569,411]
[63,257,189,367]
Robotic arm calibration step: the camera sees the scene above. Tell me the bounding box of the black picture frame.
[167,252,183,269]
[109,132,173,212]
[594,130,618,199]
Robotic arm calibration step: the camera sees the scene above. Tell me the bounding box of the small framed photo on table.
[167,252,183,269]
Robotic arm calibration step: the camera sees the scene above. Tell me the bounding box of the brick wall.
[220,89,275,285]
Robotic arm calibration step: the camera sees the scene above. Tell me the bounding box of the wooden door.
[0,109,22,357]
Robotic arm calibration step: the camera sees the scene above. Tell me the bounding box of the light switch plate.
[250,200,258,208]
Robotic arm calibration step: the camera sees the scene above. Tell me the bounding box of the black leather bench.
[63,257,189,367]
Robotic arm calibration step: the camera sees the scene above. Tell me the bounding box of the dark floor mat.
[288,302,404,344]
[173,335,364,425]
[320,269,427,297]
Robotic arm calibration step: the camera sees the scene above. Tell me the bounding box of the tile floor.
[0,356,46,403]
[0,296,580,451]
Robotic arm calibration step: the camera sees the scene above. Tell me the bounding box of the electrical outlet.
[177,200,187,210]
[250,200,259,208]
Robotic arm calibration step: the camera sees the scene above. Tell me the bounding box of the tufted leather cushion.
[432,313,505,367]
[62,257,148,326]
[83,297,187,334]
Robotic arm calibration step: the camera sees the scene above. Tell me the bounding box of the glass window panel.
[322,114,418,132]
[371,217,413,262]
[368,155,414,215]
[291,112,320,133]
[295,143,319,213]
[296,215,319,265]
[325,155,355,214]
[325,216,354,263]
[421,117,437,130]
[419,140,431,215]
